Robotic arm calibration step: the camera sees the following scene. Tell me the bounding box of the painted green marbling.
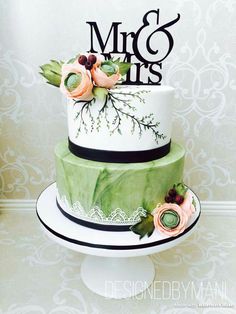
[55,141,185,217]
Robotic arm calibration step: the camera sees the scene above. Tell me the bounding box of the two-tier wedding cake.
[40,9,197,239]
[40,54,195,238]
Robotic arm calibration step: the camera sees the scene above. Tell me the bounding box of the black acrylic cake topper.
[86,9,180,85]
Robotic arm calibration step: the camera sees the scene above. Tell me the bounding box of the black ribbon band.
[57,198,132,232]
[68,138,171,163]
[36,207,201,250]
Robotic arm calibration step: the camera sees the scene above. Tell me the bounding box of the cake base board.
[36,182,201,298]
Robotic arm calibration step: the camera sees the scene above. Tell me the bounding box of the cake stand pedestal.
[36,183,201,299]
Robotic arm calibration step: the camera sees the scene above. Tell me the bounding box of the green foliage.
[130,213,155,239]
[173,182,188,197]
[93,87,108,100]
[39,60,64,87]
[111,58,132,76]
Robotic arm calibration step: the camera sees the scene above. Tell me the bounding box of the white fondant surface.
[67,85,174,151]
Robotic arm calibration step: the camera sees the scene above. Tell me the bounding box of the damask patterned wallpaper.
[0,0,235,201]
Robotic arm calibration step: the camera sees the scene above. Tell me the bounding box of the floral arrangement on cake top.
[39,53,166,142]
[130,183,196,239]
[40,53,131,101]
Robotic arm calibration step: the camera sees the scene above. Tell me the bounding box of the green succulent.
[39,59,64,87]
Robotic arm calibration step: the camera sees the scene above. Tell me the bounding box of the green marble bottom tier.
[55,141,185,225]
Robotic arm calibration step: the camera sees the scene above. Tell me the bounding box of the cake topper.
[87,9,180,85]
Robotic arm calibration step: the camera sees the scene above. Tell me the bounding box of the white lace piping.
[60,195,146,225]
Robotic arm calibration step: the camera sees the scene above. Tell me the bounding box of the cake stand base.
[81,255,155,298]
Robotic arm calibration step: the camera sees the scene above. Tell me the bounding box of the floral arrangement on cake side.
[39,53,166,141]
[130,183,196,239]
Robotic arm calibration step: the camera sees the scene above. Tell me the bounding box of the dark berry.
[78,55,87,65]
[88,54,97,65]
[175,195,184,205]
[169,188,177,197]
[165,195,173,203]
[85,61,93,70]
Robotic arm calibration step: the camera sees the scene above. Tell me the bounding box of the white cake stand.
[36,183,201,299]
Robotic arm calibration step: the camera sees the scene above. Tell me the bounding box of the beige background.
[0,0,236,201]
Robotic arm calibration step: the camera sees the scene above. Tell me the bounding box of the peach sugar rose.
[153,203,189,237]
[91,58,121,89]
[180,191,195,219]
[60,62,93,100]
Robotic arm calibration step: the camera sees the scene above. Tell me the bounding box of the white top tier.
[67,85,174,152]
